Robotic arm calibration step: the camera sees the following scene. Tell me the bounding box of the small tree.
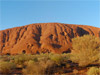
[70,35,100,67]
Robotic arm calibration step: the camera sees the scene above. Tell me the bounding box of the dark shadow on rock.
[49,34,53,40]
[52,44,62,48]
[62,49,71,53]
[76,27,89,36]
[22,50,26,54]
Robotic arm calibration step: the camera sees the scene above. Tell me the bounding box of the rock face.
[0,23,100,54]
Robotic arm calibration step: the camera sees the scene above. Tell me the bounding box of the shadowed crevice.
[76,27,89,36]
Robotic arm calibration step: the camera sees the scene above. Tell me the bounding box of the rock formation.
[0,23,100,54]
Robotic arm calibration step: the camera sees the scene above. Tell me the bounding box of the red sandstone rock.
[0,23,100,54]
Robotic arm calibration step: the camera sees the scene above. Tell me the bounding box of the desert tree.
[70,35,100,67]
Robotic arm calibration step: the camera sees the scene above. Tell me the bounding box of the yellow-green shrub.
[50,54,63,65]
[0,61,16,74]
[70,35,100,67]
[13,54,34,65]
[22,60,55,75]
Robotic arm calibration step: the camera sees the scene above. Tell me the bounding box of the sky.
[0,0,100,30]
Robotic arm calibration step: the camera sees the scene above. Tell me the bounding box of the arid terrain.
[0,23,100,75]
[0,23,100,54]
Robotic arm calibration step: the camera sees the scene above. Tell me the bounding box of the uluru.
[0,23,100,55]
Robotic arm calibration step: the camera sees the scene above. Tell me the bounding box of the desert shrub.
[49,54,63,65]
[49,53,71,66]
[39,59,56,74]
[22,59,55,75]
[70,35,100,67]
[0,61,16,74]
[13,55,26,67]
[22,60,38,75]
[13,54,35,67]
[0,55,11,62]
[61,53,71,62]
[37,54,49,62]
[87,67,100,75]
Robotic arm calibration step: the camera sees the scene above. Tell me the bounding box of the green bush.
[87,67,100,75]
[49,54,63,65]
[13,54,35,67]
[70,35,100,67]
[0,61,16,74]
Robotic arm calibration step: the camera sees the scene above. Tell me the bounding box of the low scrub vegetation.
[0,53,71,75]
[0,61,16,74]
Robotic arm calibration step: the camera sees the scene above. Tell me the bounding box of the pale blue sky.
[0,0,100,30]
